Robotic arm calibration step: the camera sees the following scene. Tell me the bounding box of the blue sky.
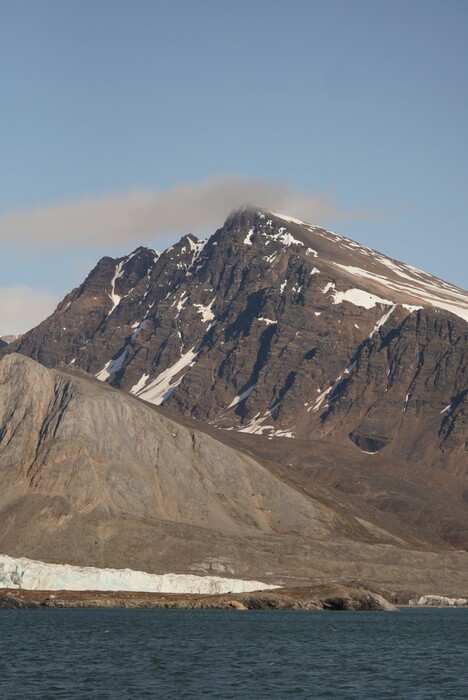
[1,0,467,333]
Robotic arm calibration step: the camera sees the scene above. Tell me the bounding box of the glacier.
[0,554,278,594]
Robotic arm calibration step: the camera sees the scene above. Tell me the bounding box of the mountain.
[7,208,468,550]
[0,335,22,345]
[0,353,334,576]
[1,352,468,595]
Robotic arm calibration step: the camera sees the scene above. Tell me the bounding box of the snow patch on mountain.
[266,227,304,248]
[332,288,394,309]
[131,319,148,340]
[268,429,295,439]
[263,251,279,264]
[130,372,150,395]
[335,264,468,322]
[371,306,396,334]
[236,400,283,436]
[322,282,335,295]
[172,291,188,315]
[310,361,357,414]
[108,261,125,314]
[243,227,255,245]
[271,212,307,226]
[193,299,215,323]
[228,386,254,409]
[96,348,127,381]
[257,317,277,326]
[187,235,208,271]
[135,348,198,405]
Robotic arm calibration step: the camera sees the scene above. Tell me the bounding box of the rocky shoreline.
[0,583,397,611]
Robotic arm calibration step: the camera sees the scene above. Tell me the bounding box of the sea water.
[0,608,467,699]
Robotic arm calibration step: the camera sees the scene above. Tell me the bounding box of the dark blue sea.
[0,608,467,699]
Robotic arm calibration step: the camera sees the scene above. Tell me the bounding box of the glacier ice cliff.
[0,554,278,594]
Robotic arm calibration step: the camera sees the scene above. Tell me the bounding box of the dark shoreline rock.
[0,593,40,609]
[0,584,397,611]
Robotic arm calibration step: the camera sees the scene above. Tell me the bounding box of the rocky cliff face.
[1,352,468,593]
[7,208,468,547]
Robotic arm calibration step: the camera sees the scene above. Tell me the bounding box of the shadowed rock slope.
[1,353,468,595]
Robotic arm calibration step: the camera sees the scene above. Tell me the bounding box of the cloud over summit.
[0,177,371,249]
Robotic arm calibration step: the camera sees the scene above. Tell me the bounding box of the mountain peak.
[223,205,262,230]
[7,208,468,553]
[11,207,468,452]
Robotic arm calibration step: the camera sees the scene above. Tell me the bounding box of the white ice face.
[0,554,278,594]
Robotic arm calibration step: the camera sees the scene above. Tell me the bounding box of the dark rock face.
[321,310,468,470]
[14,247,157,368]
[9,208,468,548]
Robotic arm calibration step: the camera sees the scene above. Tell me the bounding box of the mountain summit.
[8,208,468,549]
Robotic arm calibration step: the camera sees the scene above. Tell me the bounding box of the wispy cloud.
[0,177,373,249]
[0,286,58,335]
